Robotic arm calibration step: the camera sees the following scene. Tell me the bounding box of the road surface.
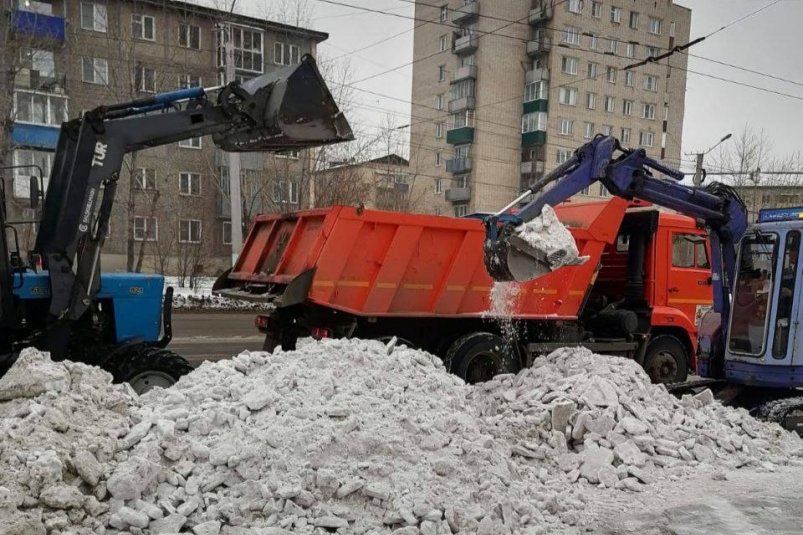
[171,311,263,366]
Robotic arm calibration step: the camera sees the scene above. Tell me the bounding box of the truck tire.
[643,335,688,384]
[445,332,518,384]
[107,347,194,395]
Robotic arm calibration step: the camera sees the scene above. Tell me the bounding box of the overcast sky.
[263,0,803,173]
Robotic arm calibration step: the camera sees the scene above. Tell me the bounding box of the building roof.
[138,0,329,42]
[318,154,410,172]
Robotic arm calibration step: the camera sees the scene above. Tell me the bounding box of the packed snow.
[1,341,801,535]
[164,277,269,312]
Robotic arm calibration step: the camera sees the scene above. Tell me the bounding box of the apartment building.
[410,0,691,216]
[2,0,326,275]
[313,154,416,211]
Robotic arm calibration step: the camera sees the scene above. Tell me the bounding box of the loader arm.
[484,135,747,342]
[34,55,353,321]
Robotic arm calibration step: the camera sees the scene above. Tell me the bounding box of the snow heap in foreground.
[1,342,802,535]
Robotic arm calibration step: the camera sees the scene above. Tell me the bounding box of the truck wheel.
[643,335,688,384]
[445,333,518,384]
[108,347,195,395]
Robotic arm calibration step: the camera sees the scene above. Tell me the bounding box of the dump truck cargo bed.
[216,198,631,319]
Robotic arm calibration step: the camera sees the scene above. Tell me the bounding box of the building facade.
[410,0,691,216]
[2,0,326,275]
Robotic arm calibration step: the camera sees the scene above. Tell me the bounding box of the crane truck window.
[729,233,778,356]
[772,231,800,359]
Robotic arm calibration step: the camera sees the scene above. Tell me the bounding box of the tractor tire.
[107,347,194,395]
[643,335,689,385]
[444,332,519,384]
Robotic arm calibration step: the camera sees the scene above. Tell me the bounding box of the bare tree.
[711,125,775,188]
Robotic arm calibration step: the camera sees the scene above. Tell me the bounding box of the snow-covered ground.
[1,340,801,534]
[163,277,269,311]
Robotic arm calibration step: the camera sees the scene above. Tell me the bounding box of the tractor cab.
[725,207,803,387]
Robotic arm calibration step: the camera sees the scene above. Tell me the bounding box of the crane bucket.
[213,55,354,152]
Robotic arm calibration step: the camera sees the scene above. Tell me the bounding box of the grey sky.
[262,0,803,172]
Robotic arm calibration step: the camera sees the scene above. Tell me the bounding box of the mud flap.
[280,268,316,308]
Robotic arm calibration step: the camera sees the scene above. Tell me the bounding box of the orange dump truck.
[213,197,713,384]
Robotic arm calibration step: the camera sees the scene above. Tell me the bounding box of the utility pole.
[218,21,243,266]
[689,133,732,187]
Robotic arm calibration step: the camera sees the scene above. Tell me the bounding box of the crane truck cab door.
[663,230,713,326]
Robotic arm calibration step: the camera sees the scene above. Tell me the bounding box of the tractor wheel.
[108,347,194,395]
[643,335,689,385]
[444,332,519,384]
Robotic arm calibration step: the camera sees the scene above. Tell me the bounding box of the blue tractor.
[0,56,352,393]
[483,136,803,431]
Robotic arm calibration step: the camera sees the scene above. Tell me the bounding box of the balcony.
[446,157,472,174]
[523,99,548,114]
[445,187,472,203]
[452,1,479,24]
[446,127,474,145]
[526,38,551,57]
[10,123,60,150]
[453,65,478,82]
[378,181,410,193]
[520,160,545,175]
[525,68,549,84]
[14,69,67,94]
[528,5,553,25]
[10,9,66,42]
[453,34,479,55]
[448,96,476,113]
[521,130,547,148]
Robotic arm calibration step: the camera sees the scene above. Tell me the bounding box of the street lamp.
[689,133,732,186]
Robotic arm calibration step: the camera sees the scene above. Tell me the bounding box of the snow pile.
[2,342,802,535]
[171,294,269,311]
[0,348,138,535]
[511,205,588,274]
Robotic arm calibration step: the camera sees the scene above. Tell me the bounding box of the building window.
[435,94,444,110]
[623,99,633,115]
[132,14,155,41]
[563,26,581,45]
[626,42,636,58]
[599,183,608,197]
[13,91,67,126]
[558,87,577,106]
[136,66,156,93]
[179,172,201,195]
[450,78,475,100]
[602,125,612,136]
[525,80,548,102]
[624,71,634,87]
[556,149,572,164]
[591,1,602,17]
[438,64,446,82]
[275,149,300,160]
[219,27,263,73]
[19,48,55,78]
[435,122,444,138]
[644,75,658,91]
[558,118,573,136]
[448,110,474,129]
[568,0,583,14]
[584,122,594,139]
[587,62,598,79]
[610,6,621,23]
[586,92,596,110]
[435,151,442,166]
[81,57,108,85]
[178,74,202,88]
[222,221,232,245]
[639,131,654,147]
[589,34,599,50]
[649,17,662,34]
[435,178,443,193]
[604,96,614,112]
[670,21,676,37]
[80,2,107,32]
[521,111,547,133]
[178,137,202,149]
[179,23,201,49]
[621,127,631,144]
[646,45,661,58]
[561,56,578,75]
[454,204,468,217]
[440,4,448,23]
[606,66,617,83]
[135,168,156,190]
[273,42,300,66]
[271,180,299,204]
[642,103,656,120]
[439,35,448,52]
[179,219,202,243]
[609,38,618,54]
[13,149,52,198]
[629,11,639,29]
[133,216,158,241]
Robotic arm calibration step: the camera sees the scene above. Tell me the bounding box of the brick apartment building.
[2,0,327,275]
[410,0,691,216]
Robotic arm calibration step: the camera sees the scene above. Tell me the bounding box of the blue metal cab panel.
[10,9,66,41]
[726,360,803,389]
[11,123,61,150]
[12,271,165,343]
[758,207,803,223]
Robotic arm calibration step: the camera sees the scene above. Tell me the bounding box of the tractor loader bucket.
[213,54,354,152]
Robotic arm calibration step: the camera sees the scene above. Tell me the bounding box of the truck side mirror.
[29,176,40,210]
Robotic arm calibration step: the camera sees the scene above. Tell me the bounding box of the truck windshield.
[729,232,778,356]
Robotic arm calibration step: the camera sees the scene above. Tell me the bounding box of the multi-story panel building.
[1,0,326,275]
[410,0,691,216]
